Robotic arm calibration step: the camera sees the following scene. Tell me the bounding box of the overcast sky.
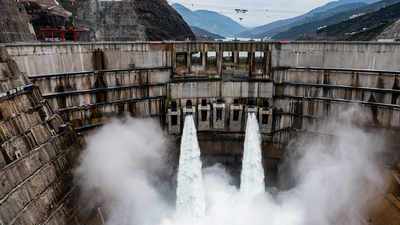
[168,0,332,27]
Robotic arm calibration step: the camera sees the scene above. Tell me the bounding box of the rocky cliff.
[0,0,35,43]
[76,0,195,41]
[377,19,400,40]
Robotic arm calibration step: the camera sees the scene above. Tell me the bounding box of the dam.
[0,41,400,225]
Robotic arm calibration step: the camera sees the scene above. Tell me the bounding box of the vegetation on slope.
[273,0,400,40]
[191,26,224,40]
[317,1,400,40]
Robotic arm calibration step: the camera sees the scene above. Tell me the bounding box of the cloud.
[74,118,173,225]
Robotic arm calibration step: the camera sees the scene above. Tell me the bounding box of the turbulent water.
[240,113,265,195]
[176,115,206,218]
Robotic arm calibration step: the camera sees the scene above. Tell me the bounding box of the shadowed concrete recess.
[0,41,399,225]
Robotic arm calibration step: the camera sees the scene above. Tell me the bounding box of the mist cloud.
[75,107,385,225]
[75,118,172,225]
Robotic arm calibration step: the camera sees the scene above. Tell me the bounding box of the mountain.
[308,0,378,13]
[238,0,378,39]
[172,3,246,37]
[0,0,36,43]
[76,0,194,41]
[316,1,400,40]
[271,2,367,40]
[273,0,400,40]
[191,26,225,40]
[377,19,400,40]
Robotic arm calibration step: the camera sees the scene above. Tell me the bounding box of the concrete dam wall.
[1,41,400,224]
[4,41,400,163]
[0,48,82,225]
[5,42,400,135]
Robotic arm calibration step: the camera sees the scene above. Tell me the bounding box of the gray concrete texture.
[2,40,400,225]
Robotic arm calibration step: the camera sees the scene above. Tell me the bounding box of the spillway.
[176,115,206,218]
[240,113,265,195]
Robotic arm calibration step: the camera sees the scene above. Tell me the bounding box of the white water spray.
[240,112,265,195]
[75,109,385,225]
[176,115,206,218]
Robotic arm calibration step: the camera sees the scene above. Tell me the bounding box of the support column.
[259,107,273,134]
[168,100,181,134]
[198,101,211,131]
[202,51,207,69]
[265,48,272,79]
[213,102,226,130]
[234,51,239,64]
[217,44,223,77]
[229,103,243,132]
[168,108,181,134]
[249,51,255,77]
[187,52,192,74]
[171,44,177,76]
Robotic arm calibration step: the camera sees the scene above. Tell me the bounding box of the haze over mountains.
[172,0,400,41]
[238,0,379,39]
[172,3,246,37]
[190,26,225,40]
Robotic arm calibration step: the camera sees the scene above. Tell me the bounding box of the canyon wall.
[75,0,195,41]
[0,0,35,43]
